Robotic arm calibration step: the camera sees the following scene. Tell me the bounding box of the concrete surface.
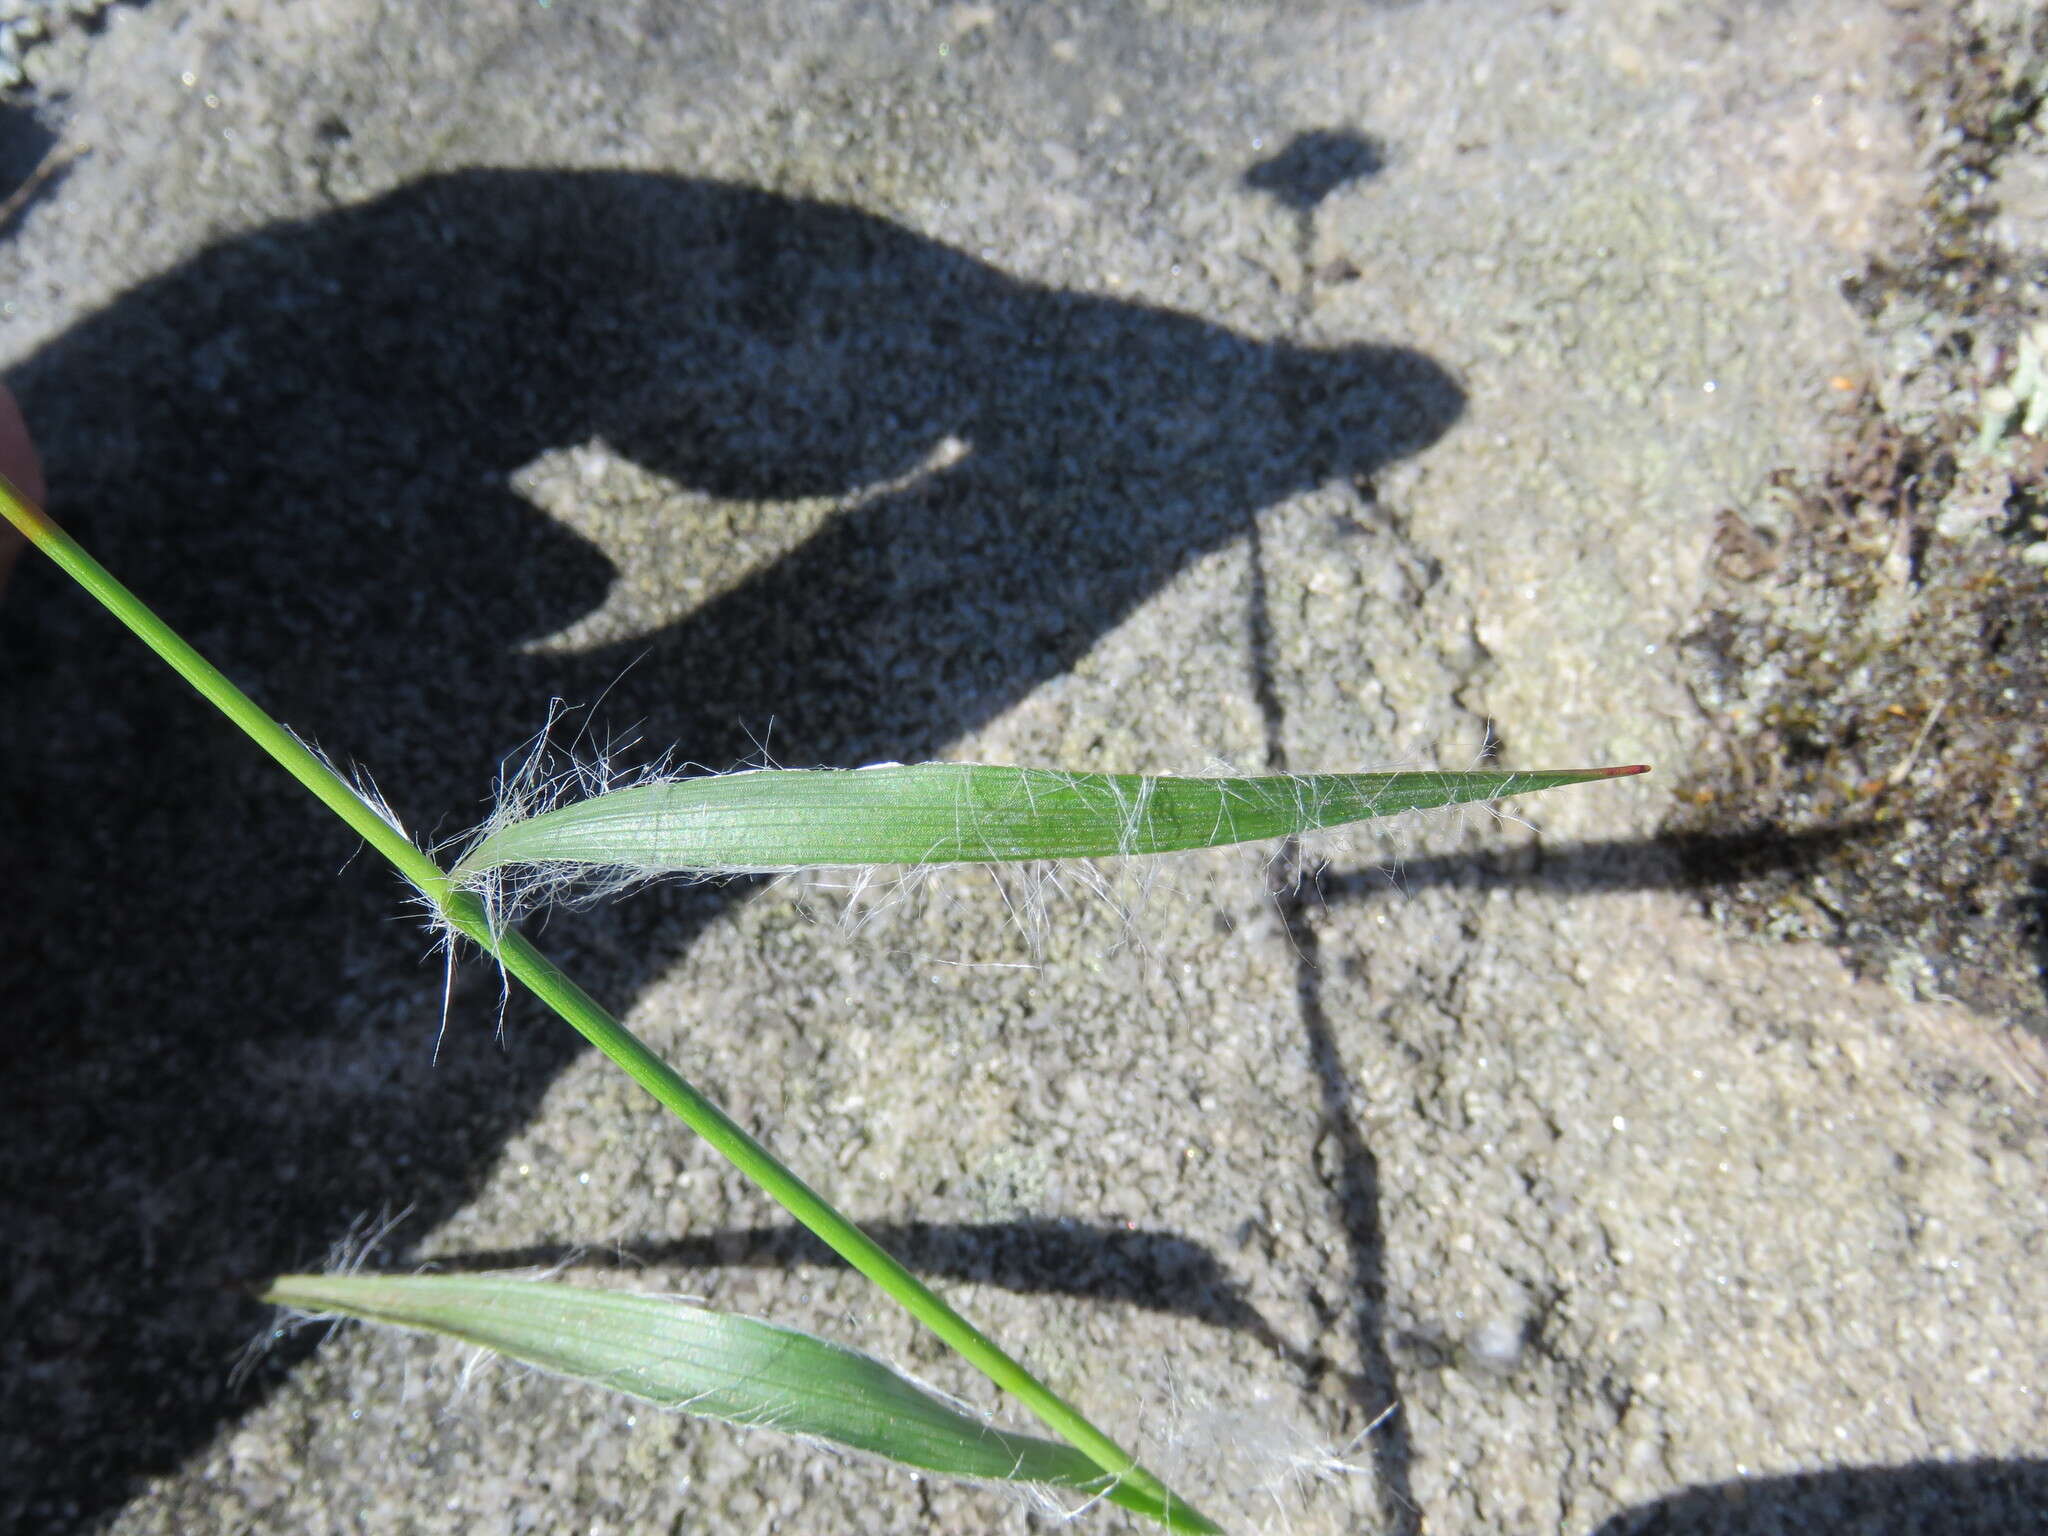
[1,1,2042,1532]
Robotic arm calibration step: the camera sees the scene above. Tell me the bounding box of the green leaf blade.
[262,1273,1124,1494]
[452,762,1648,885]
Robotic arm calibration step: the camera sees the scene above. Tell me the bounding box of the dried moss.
[1671,402,2048,1031]
[1670,7,2048,1035]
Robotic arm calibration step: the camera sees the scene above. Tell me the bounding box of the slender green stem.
[0,477,1217,1533]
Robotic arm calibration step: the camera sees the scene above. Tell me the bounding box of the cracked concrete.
[2,2,2043,1533]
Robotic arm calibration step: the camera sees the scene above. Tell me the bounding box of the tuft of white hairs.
[1142,1371,1400,1534]
[233,1204,417,1390]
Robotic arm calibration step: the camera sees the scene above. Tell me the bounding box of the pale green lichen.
[1978,318,2048,449]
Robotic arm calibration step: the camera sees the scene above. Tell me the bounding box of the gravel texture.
[0,0,125,93]
[1,3,2043,1534]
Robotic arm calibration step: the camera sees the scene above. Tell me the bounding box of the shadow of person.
[0,167,1461,1528]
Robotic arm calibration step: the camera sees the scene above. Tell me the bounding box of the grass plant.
[0,474,1643,1528]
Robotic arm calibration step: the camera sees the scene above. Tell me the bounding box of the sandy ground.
[2,2,2043,1532]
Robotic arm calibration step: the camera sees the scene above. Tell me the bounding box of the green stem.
[0,478,1218,1534]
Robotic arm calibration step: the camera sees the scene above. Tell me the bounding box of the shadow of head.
[13,165,1461,769]
[0,166,1459,1530]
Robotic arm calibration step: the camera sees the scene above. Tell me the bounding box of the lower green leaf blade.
[452,761,1647,884]
[262,1273,1126,1493]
